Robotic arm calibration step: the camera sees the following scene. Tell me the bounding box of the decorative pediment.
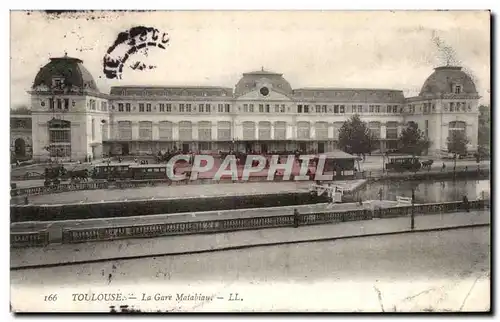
[236,88,292,101]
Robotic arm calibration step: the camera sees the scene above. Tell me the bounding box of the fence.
[58,199,489,244]
[11,231,49,248]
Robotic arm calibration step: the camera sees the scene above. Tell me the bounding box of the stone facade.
[24,56,480,162]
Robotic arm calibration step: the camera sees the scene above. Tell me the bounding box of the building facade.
[26,55,480,161]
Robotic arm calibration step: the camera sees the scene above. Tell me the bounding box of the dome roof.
[419,66,478,97]
[234,69,293,96]
[32,55,99,92]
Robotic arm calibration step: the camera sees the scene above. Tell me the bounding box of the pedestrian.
[442,162,446,172]
[463,195,470,213]
[293,209,300,228]
[378,188,383,201]
[24,196,28,205]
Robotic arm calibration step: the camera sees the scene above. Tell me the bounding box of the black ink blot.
[103,26,169,80]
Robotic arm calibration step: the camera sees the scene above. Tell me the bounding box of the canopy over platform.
[317,150,358,160]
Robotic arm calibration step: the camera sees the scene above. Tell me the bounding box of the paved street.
[11,221,490,312]
[11,180,363,206]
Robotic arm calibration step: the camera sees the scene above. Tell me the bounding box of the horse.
[69,169,89,182]
[421,160,434,170]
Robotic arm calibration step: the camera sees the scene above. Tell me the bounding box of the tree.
[338,115,377,169]
[478,105,490,156]
[398,122,431,156]
[447,130,469,173]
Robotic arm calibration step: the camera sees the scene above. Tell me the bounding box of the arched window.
[139,121,152,140]
[159,121,173,140]
[448,121,466,137]
[217,121,231,140]
[369,121,381,138]
[258,121,271,140]
[118,121,132,140]
[47,119,71,157]
[386,121,398,139]
[315,122,328,140]
[91,118,96,141]
[242,121,255,140]
[198,121,212,141]
[297,121,310,140]
[274,121,286,140]
[179,121,193,141]
[102,122,109,141]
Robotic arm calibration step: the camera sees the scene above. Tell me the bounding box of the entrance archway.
[14,138,26,158]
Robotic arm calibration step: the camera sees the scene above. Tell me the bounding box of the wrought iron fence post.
[410,188,415,230]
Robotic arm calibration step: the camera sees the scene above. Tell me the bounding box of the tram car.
[385,156,422,172]
[91,163,176,181]
[128,164,170,180]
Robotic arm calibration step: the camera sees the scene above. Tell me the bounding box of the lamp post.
[410,188,415,230]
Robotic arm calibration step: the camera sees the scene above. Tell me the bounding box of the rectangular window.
[118,103,124,112]
[340,105,345,113]
[186,104,192,112]
[455,85,461,94]
[146,103,152,112]
[425,120,429,138]
[125,103,130,112]
[206,104,211,113]
[139,103,144,112]
[265,104,270,113]
[304,105,309,113]
[159,103,165,112]
[334,105,339,113]
[281,104,286,113]
[275,104,280,113]
[199,104,204,113]
[298,105,303,113]
[57,99,62,110]
[64,99,69,110]
[244,104,249,113]
[179,104,185,112]
[322,105,327,113]
[101,101,107,111]
[218,104,224,113]
[248,104,253,113]
[369,105,374,113]
[49,98,54,109]
[259,104,264,113]
[315,105,321,113]
[166,104,172,112]
[199,142,211,151]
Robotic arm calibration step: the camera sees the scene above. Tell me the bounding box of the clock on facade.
[260,87,269,96]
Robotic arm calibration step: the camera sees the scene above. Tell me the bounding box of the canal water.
[358,179,490,204]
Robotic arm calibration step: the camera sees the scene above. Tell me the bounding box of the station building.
[19,55,480,162]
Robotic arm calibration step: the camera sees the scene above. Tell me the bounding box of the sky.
[10,10,491,107]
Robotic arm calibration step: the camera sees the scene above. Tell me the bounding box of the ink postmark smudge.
[103,26,169,80]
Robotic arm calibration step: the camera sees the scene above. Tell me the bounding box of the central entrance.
[318,142,325,153]
[121,143,129,155]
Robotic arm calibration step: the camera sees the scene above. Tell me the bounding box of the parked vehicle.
[385,156,421,172]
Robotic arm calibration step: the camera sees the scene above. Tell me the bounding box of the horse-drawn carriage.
[385,156,433,172]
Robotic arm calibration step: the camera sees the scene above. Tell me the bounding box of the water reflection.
[359,179,490,203]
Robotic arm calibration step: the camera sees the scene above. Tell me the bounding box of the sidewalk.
[10,210,490,269]
[10,199,398,232]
